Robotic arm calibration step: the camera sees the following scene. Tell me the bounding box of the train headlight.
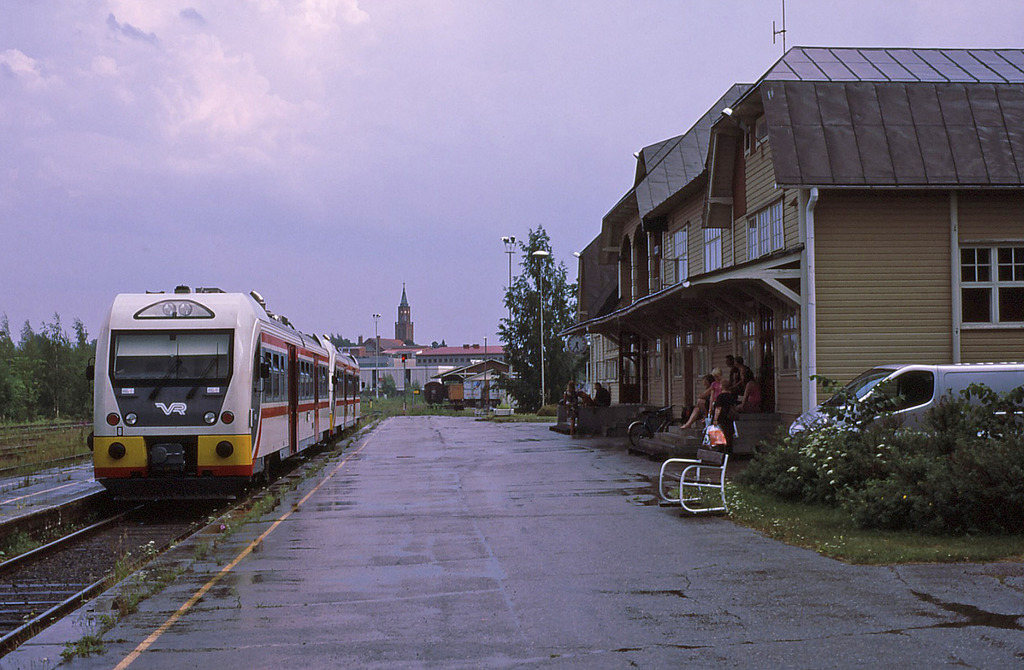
[216,441,234,458]
[106,413,120,426]
[124,412,138,426]
[108,442,126,459]
[161,302,176,317]
[178,301,194,317]
[221,411,234,424]
[204,411,217,425]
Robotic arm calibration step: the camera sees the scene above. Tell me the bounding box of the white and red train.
[90,287,359,499]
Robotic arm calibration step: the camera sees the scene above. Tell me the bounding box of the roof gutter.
[800,187,819,412]
[950,191,961,363]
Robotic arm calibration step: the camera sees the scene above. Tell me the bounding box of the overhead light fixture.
[722,107,734,116]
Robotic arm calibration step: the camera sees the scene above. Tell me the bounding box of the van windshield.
[112,331,232,384]
[823,368,893,406]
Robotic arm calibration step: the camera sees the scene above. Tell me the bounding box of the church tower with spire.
[395,283,414,345]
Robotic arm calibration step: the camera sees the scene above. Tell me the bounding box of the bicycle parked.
[627,405,681,448]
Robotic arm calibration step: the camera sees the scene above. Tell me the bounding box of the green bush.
[536,404,559,417]
[742,384,1024,535]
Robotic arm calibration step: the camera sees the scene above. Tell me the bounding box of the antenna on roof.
[773,0,787,53]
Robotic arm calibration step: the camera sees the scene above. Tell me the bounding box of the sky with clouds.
[3,0,1024,347]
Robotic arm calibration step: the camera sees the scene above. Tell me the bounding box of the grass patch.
[61,633,106,660]
[0,531,39,559]
[0,422,92,476]
[360,396,474,418]
[727,483,1024,564]
[483,413,556,423]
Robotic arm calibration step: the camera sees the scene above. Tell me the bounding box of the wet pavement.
[0,461,103,529]
[5,416,1024,668]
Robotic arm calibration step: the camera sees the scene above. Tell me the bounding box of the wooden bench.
[657,448,729,514]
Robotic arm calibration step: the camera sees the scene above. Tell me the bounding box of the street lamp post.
[532,249,550,406]
[501,236,516,396]
[372,313,381,398]
[501,236,516,326]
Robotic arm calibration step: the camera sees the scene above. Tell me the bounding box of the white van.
[790,363,1024,434]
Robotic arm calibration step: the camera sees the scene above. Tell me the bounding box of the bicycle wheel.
[628,421,653,448]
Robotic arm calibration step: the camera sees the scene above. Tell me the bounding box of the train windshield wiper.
[186,358,221,400]
[148,358,183,400]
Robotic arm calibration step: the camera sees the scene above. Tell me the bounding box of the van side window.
[893,371,934,410]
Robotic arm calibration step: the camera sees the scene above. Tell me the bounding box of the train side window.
[270,354,277,400]
[274,354,282,401]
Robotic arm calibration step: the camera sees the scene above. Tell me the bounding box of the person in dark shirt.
[712,391,738,454]
[562,381,581,436]
[593,382,611,407]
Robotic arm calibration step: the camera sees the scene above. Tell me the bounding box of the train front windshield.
[111,331,232,384]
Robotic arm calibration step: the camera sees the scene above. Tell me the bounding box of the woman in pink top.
[738,367,762,413]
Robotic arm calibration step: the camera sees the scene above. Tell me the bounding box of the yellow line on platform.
[0,481,80,505]
[113,439,371,670]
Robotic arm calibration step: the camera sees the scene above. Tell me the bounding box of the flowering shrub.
[740,384,1024,534]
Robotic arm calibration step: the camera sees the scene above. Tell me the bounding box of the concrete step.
[629,436,700,460]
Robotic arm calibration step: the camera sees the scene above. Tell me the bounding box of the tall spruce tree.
[498,227,580,411]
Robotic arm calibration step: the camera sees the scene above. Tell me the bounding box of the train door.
[313,360,321,440]
[288,345,298,455]
[251,346,263,461]
[343,369,349,426]
[339,366,348,426]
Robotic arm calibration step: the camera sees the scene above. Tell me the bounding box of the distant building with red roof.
[416,344,505,368]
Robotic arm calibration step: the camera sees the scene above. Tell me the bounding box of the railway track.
[0,502,217,657]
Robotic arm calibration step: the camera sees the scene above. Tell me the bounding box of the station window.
[961,246,1024,324]
[715,320,733,344]
[672,335,684,378]
[780,310,799,371]
[664,226,688,285]
[704,228,723,272]
[650,339,662,378]
[740,319,757,374]
[748,200,784,260]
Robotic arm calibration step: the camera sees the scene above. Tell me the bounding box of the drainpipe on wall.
[799,187,819,412]
[950,191,961,363]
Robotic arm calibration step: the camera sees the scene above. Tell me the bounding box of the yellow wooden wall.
[814,192,953,387]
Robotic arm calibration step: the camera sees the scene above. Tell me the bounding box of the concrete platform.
[6,417,1024,669]
[0,461,105,534]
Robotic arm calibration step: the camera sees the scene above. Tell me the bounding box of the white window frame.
[744,116,769,155]
[704,228,722,272]
[748,200,784,260]
[740,318,757,375]
[664,226,689,286]
[780,309,799,371]
[960,244,1024,326]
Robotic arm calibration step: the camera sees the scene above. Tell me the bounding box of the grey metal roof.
[634,84,748,220]
[763,80,1024,187]
[761,47,1024,187]
[764,47,1024,84]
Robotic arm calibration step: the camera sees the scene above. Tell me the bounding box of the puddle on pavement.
[630,589,688,598]
[912,590,1024,631]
